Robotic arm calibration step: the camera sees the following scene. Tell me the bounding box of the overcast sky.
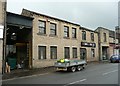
[7,0,119,30]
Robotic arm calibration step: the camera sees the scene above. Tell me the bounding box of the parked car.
[110,55,120,63]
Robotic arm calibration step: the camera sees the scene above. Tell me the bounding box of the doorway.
[80,48,87,60]
[6,25,32,70]
[102,47,108,60]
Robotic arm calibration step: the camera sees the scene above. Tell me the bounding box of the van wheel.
[71,67,76,72]
[77,66,82,71]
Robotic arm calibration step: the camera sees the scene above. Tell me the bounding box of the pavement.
[2,66,56,80]
[2,61,109,80]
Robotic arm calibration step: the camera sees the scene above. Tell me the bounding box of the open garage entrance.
[5,12,33,70]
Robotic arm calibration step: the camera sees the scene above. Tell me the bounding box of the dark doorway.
[6,25,32,69]
[102,47,108,60]
[80,48,87,60]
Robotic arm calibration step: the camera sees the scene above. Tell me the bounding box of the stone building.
[0,0,6,73]
[95,27,119,61]
[80,27,99,62]
[21,9,99,68]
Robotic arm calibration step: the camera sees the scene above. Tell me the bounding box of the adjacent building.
[95,27,119,61]
[0,0,6,73]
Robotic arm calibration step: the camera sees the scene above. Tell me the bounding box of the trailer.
[54,59,87,72]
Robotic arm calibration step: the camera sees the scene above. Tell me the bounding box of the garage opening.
[5,12,33,70]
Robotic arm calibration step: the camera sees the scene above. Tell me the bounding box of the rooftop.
[22,8,80,26]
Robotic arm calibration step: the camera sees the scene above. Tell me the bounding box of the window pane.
[64,26,69,37]
[50,23,56,35]
[104,33,106,42]
[91,33,94,41]
[73,48,77,58]
[64,47,70,59]
[50,30,55,35]
[50,24,55,29]
[82,31,86,40]
[64,32,68,37]
[39,27,45,34]
[39,21,45,27]
[64,27,68,31]
[72,28,76,38]
[38,46,46,59]
[38,21,46,34]
[50,46,57,59]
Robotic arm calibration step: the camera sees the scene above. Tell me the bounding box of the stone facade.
[95,27,110,61]
[0,0,6,73]
[22,9,99,68]
[95,27,120,61]
[80,27,99,62]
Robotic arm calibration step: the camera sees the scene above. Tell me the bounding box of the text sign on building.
[81,42,96,47]
[0,25,4,39]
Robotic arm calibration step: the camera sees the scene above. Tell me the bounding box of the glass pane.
[39,46,46,59]
[39,21,45,27]
[72,28,75,33]
[51,47,57,59]
[50,29,55,35]
[50,23,56,29]
[65,47,70,59]
[73,48,77,58]
[39,28,45,33]
[64,32,68,37]
[64,26,68,31]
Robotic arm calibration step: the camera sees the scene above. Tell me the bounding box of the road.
[2,62,119,85]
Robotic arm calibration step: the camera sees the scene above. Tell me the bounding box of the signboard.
[81,42,96,47]
[0,25,4,39]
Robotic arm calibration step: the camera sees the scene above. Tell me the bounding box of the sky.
[7,0,119,30]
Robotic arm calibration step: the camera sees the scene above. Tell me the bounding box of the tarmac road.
[2,62,119,85]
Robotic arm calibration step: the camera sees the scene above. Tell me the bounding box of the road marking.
[2,72,50,82]
[102,70,118,75]
[64,79,87,86]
